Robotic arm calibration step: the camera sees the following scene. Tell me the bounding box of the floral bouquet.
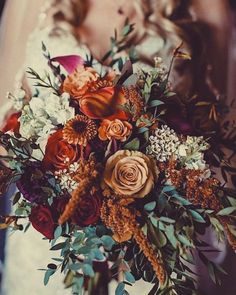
[1,43,236,295]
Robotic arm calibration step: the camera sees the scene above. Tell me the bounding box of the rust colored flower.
[98,119,132,142]
[63,115,97,146]
[79,86,128,120]
[42,130,78,171]
[62,66,100,99]
[104,150,159,198]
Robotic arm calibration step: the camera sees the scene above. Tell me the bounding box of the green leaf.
[149,100,164,108]
[115,282,125,295]
[155,228,167,248]
[44,269,55,286]
[54,226,63,240]
[217,207,236,216]
[159,217,175,224]
[172,195,192,206]
[177,234,193,247]
[101,235,115,250]
[82,264,95,277]
[165,225,178,248]
[50,242,66,251]
[165,92,176,97]
[189,210,205,223]
[124,271,135,283]
[144,201,156,212]
[124,138,140,151]
[137,127,149,134]
[162,185,176,193]
[92,248,105,261]
[68,263,81,271]
[227,197,236,207]
[12,192,21,205]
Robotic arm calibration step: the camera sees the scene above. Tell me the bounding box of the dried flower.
[123,86,143,121]
[59,155,101,224]
[63,115,97,146]
[104,150,159,198]
[98,119,132,142]
[101,197,166,285]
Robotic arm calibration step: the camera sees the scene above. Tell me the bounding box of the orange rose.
[62,66,100,99]
[42,130,78,171]
[79,86,128,120]
[98,119,132,142]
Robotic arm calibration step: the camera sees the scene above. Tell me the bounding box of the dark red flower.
[2,112,21,133]
[72,193,102,227]
[42,130,78,171]
[29,205,55,239]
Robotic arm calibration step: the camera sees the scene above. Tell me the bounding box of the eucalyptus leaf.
[82,264,95,277]
[149,100,164,108]
[189,210,205,223]
[115,282,125,295]
[144,201,156,212]
[124,138,140,151]
[50,242,66,251]
[124,271,135,284]
[101,235,115,250]
[217,207,236,216]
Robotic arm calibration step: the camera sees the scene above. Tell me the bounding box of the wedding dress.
[0,1,154,295]
[0,1,228,295]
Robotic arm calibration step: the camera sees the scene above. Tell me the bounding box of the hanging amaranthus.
[59,155,101,225]
[100,197,166,286]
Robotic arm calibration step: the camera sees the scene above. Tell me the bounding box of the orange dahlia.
[63,115,97,146]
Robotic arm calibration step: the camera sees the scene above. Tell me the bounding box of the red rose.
[72,193,102,227]
[2,112,21,133]
[42,130,78,171]
[29,205,55,239]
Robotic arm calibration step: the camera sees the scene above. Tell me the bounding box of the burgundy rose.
[72,193,102,227]
[29,205,55,239]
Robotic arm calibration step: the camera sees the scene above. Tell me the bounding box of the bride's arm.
[0,0,45,113]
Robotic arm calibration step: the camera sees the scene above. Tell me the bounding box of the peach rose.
[98,119,132,142]
[104,150,159,198]
[62,66,100,99]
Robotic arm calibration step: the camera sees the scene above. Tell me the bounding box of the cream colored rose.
[98,119,132,142]
[104,150,159,198]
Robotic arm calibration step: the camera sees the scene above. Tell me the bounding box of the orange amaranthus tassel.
[100,197,166,286]
[59,155,101,225]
